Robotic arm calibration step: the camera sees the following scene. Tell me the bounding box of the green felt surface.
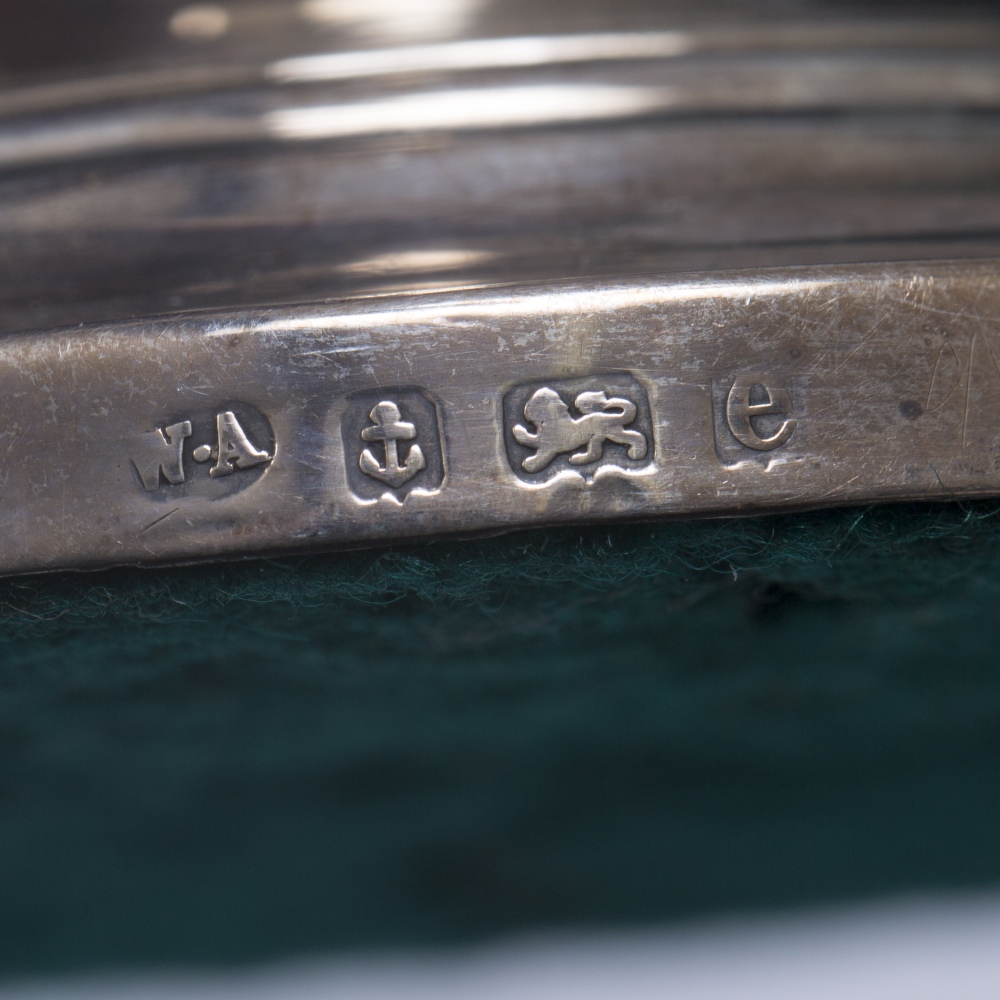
[2,502,1000,974]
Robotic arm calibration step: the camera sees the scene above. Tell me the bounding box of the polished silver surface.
[4,3,1000,335]
[1,259,999,575]
[5,47,1000,171]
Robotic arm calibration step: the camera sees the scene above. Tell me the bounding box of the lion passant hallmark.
[512,388,648,473]
[503,373,656,483]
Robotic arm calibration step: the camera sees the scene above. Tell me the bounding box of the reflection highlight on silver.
[168,4,232,42]
[333,249,497,277]
[268,32,692,83]
[265,84,672,140]
[297,0,484,42]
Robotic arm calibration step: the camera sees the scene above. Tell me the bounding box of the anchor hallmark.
[359,401,426,488]
[342,387,445,501]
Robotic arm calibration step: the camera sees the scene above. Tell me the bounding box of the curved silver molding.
[2,259,1000,575]
[4,20,1000,119]
[3,50,1000,171]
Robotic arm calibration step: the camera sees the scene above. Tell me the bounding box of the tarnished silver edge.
[1,259,999,576]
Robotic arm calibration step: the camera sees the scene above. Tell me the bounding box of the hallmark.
[341,387,444,501]
[713,375,799,465]
[513,388,648,472]
[132,420,191,491]
[504,374,654,483]
[193,410,271,477]
[131,405,273,494]
[360,401,426,487]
